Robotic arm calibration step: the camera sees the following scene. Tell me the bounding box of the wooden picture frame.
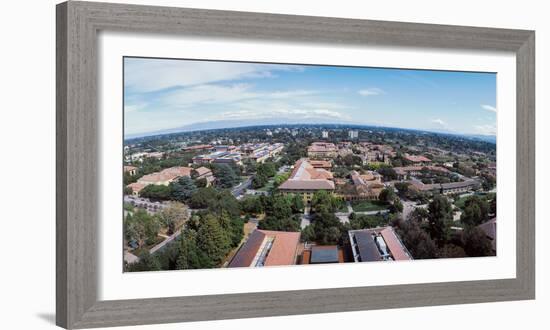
[56,1,535,328]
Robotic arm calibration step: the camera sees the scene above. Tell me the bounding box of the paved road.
[231,176,252,197]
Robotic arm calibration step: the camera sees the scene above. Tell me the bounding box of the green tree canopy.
[157,202,189,234]
[124,209,161,248]
[427,195,453,244]
[259,215,301,232]
[460,195,489,227]
[196,214,231,265]
[462,227,494,257]
[170,176,197,202]
[126,251,161,272]
[212,164,240,188]
[139,184,171,201]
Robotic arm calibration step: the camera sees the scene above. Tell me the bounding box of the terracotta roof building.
[183,144,213,152]
[228,230,301,267]
[127,182,147,196]
[278,159,335,202]
[138,166,192,186]
[343,170,384,201]
[404,154,432,164]
[124,165,138,176]
[126,166,193,196]
[394,165,449,179]
[307,142,337,159]
[408,178,480,195]
[308,159,333,170]
[194,166,215,186]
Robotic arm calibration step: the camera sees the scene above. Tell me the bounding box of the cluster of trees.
[394,182,429,204]
[393,194,494,259]
[239,193,304,232]
[139,176,198,202]
[211,163,241,189]
[252,162,277,189]
[417,168,461,184]
[334,154,363,167]
[124,202,189,250]
[124,208,162,249]
[460,195,490,227]
[302,191,347,245]
[480,172,496,191]
[379,187,403,214]
[349,213,388,230]
[279,141,307,166]
[376,166,398,181]
[175,210,244,269]
[126,191,244,272]
[453,162,476,177]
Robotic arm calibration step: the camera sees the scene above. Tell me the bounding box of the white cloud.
[124,102,147,113]
[124,58,304,93]
[474,124,497,135]
[431,118,449,128]
[160,83,321,109]
[358,88,384,96]
[481,104,497,113]
[163,83,258,108]
[267,90,318,99]
[210,106,350,122]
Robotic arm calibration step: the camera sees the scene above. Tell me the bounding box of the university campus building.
[278,158,335,203]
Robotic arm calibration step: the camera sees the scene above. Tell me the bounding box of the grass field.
[350,200,388,212]
[336,202,349,213]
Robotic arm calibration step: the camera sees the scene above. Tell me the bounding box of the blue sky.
[124,57,496,137]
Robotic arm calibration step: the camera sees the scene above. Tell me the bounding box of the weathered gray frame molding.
[56,1,535,328]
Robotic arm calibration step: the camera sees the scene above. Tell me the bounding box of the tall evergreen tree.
[427,195,453,245]
[196,214,231,265]
[170,176,197,202]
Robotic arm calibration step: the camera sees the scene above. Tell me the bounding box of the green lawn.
[336,202,349,213]
[350,200,388,212]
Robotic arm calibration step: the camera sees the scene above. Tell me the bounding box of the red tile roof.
[380,227,413,261]
[279,159,335,191]
[261,230,301,266]
[127,182,147,193]
[228,230,300,267]
[138,166,192,183]
[228,230,266,267]
[194,166,212,177]
[404,155,432,163]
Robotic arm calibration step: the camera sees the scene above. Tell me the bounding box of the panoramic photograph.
[122,57,497,272]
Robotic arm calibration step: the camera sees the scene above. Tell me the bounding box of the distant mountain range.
[124,118,496,144]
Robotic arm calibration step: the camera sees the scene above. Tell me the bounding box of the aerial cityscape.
[123,57,497,272]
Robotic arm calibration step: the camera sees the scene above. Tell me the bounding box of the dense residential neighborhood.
[122,124,497,272]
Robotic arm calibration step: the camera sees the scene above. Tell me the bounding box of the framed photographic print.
[56,1,535,328]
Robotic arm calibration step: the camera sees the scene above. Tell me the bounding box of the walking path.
[300,206,311,229]
[150,229,182,254]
